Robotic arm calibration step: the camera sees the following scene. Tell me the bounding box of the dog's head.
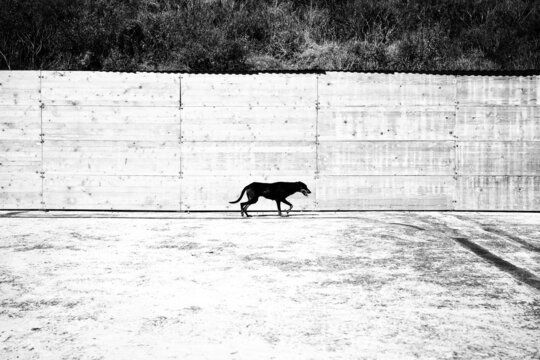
[297,182,311,196]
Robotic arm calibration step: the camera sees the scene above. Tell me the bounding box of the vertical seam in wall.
[179,74,183,211]
[453,75,459,211]
[315,74,320,210]
[39,70,45,210]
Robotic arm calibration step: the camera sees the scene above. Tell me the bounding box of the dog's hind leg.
[239,202,247,217]
[242,190,258,217]
[243,199,257,217]
[275,201,282,216]
[282,199,293,214]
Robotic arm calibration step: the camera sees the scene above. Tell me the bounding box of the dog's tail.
[229,187,247,204]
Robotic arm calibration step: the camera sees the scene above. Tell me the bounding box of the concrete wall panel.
[1,71,538,210]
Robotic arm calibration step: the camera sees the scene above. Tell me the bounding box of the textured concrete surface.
[3,72,539,211]
[0,211,539,359]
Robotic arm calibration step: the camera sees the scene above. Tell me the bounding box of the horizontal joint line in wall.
[39,104,180,108]
[317,104,539,108]
[318,140,456,143]
[180,140,316,143]
[35,174,540,178]
[316,174,540,177]
[315,174,456,177]
[454,174,540,177]
[42,139,182,142]
[317,105,458,108]
[451,140,540,143]
[43,173,182,177]
[455,104,539,107]
[177,175,319,177]
[183,175,316,177]
[178,174,453,177]
[317,140,540,143]
[36,104,539,108]
[180,105,316,108]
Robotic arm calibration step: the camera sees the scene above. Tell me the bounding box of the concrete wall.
[1,71,538,211]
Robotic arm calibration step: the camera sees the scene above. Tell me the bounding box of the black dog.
[229,182,311,217]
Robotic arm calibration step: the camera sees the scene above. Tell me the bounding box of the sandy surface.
[0,211,539,360]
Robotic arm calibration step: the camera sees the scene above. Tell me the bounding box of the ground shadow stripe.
[0,211,26,217]
[388,222,425,231]
[482,227,540,253]
[453,237,540,291]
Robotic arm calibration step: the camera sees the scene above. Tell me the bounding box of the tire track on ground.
[416,213,540,292]
[481,226,540,253]
[452,237,540,291]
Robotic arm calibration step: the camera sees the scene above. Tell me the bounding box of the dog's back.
[231,182,308,202]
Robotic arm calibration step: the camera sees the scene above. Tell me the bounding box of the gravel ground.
[0,211,539,360]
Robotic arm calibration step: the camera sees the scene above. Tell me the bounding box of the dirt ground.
[0,211,539,360]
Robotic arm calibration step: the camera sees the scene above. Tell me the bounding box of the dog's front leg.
[275,201,282,216]
[282,199,293,214]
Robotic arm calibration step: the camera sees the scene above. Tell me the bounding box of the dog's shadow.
[242,213,310,218]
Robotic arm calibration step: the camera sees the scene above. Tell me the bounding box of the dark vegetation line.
[453,237,540,291]
[1,0,539,72]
